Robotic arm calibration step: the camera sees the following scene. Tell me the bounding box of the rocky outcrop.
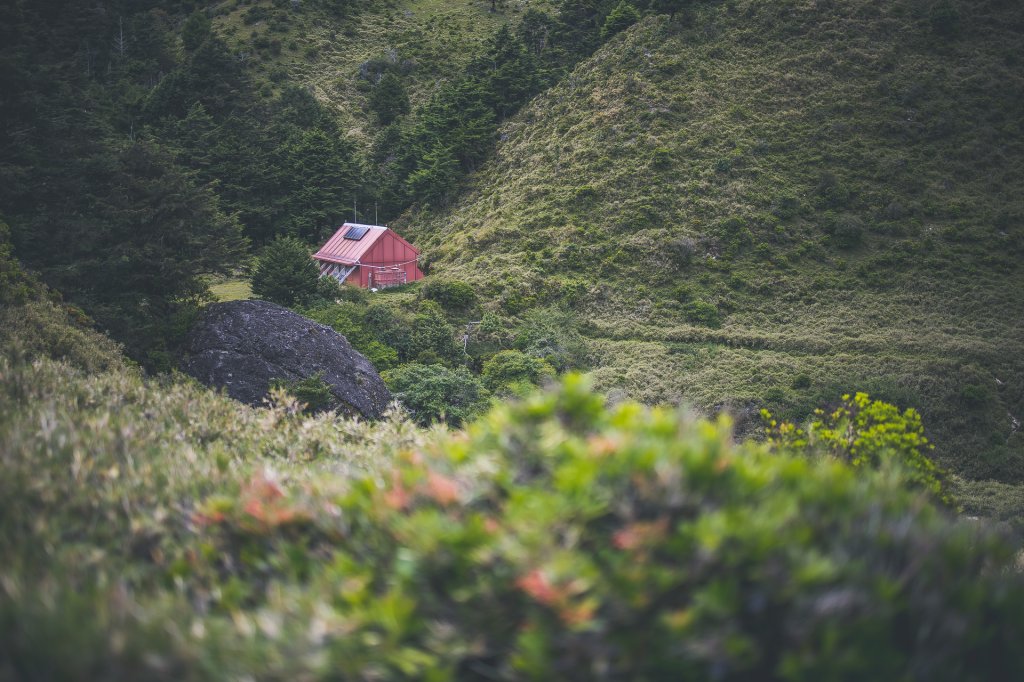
[183,300,390,418]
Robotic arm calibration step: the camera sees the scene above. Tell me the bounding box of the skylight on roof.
[344,225,370,240]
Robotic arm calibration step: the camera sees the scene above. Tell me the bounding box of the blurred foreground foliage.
[1,358,1022,681]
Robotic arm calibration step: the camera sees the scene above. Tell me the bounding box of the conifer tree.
[368,71,410,126]
[601,1,641,40]
[650,0,687,20]
[476,25,541,119]
[251,236,321,307]
[181,11,212,52]
[271,126,360,242]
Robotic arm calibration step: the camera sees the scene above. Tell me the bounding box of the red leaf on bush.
[384,471,411,511]
[517,569,561,606]
[613,518,669,551]
[191,510,225,526]
[243,475,284,503]
[424,472,460,506]
[587,435,621,457]
[243,497,267,521]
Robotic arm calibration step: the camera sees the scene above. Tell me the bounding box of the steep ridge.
[405,0,1024,487]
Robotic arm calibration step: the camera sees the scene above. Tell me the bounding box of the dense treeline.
[0,1,364,365]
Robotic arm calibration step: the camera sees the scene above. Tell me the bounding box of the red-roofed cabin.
[313,223,424,289]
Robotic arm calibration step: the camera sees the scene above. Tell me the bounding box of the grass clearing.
[209,278,253,302]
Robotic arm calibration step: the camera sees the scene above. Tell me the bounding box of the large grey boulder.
[183,300,390,418]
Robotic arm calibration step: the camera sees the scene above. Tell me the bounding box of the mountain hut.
[312,223,424,289]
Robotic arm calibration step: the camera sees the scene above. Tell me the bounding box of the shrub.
[382,363,488,425]
[929,0,961,38]
[814,171,853,208]
[684,299,721,327]
[825,212,865,249]
[242,6,271,25]
[251,236,321,307]
[0,299,126,373]
[181,11,212,51]
[601,1,641,40]
[368,71,410,125]
[771,193,802,220]
[271,372,334,413]
[557,277,589,306]
[1,224,125,371]
[481,349,555,393]
[360,340,400,372]
[763,392,953,505]
[363,304,414,360]
[207,377,1024,678]
[0,220,43,306]
[410,300,461,364]
[651,147,672,168]
[423,279,477,313]
[512,307,587,371]
[667,236,697,267]
[572,185,598,203]
[791,373,812,390]
[959,383,992,408]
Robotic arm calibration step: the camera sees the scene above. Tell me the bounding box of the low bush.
[684,299,722,327]
[423,279,477,313]
[481,349,555,393]
[512,307,587,371]
[667,236,697,267]
[382,362,489,426]
[791,373,813,390]
[271,372,334,413]
[274,378,1020,680]
[602,1,641,40]
[410,300,462,364]
[764,392,953,505]
[1,224,126,372]
[929,0,961,38]
[825,213,866,249]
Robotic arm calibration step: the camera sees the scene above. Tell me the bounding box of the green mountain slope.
[405,0,1024,484]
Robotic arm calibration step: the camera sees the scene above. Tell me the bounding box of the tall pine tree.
[369,71,411,126]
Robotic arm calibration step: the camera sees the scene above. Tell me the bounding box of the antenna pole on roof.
[353,198,357,223]
[375,202,378,226]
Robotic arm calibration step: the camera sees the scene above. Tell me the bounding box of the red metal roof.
[313,224,390,265]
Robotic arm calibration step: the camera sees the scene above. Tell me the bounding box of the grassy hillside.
[0,222,126,374]
[405,0,1024,488]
